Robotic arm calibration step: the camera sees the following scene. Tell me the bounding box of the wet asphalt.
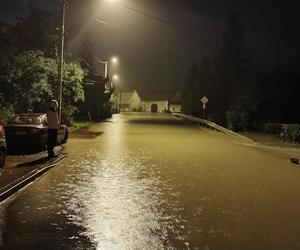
[1,113,300,250]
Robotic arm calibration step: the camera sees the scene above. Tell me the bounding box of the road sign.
[201,96,208,119]
[201,96,209,104]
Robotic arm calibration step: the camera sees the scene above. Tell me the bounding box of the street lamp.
[96,56,118,79]
[58,0,66,123]
[112,74,119,81]
[58,0,117,121]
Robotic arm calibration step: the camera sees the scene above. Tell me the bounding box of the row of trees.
[0,5,111,124]
[181,12,300,131]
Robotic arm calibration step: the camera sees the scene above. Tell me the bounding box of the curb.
[0,156,66,202]
[172,113,254,143]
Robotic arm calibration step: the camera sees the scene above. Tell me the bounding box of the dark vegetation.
[181,12,300,142]
[0,5,112,124]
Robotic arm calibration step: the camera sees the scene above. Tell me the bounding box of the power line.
[115,2,192,33]
[114,1,218,40]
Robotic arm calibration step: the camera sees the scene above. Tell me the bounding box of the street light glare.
[111,57,118,63]
[113,74,119,81]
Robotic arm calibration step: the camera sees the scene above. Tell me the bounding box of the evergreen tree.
[197,57,216,118]
[181,61,198,115]
[213,12,254,116]
[0,51,85,123]
[0,6,58,57]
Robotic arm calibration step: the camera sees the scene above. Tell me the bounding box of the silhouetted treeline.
[181,12,300,131]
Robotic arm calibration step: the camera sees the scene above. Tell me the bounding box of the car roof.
[17,113,46,117]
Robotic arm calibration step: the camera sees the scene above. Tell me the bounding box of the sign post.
[200,96,209,119]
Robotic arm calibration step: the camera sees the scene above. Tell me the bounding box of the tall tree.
[0,50,85,122]
[213,12,255,116]
[181,61,198,115]
[0,6,58,57]
[197,57,217,117]
[181,58,216,118]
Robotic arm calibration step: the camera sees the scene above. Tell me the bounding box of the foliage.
[281,124,300,143]
[213,12,255,118]
[0,4,111,122]
[0,96,14,124]
[225,111,242,131]
[0,50,85,123]
[227,80,260,131]
[263,123,300,143]
[181,61,198,115]
[264,123,283,135]
[0,51,54,113]
[182,12,256,127]
[0,6,58,57]
[181,58,215,117]
[61,62,86,123]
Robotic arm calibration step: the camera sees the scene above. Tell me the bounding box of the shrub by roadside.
[264,123,300,143]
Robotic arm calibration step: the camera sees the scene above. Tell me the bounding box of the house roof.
[140,89,172,102]
[168,89,182,104]
[112,89,140,104]
[113,88,182,104]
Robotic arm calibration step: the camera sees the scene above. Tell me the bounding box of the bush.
[225,111,242,131]
[264,123,282,135]
[263,123,300,143]
[281,124,300,143]
[0,96,14,124]
[225,110,257,132]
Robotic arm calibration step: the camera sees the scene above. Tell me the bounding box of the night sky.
[1,0,300,91]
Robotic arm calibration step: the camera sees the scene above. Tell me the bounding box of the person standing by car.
[0,125,6,168]
[46,100,60,158]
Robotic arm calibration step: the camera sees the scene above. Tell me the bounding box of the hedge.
[264,123,300,143]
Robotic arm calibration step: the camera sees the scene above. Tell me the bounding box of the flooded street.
[1,113,300,250]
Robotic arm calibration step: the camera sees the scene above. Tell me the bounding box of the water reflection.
[2,114,300,249]
[63,149,178,249]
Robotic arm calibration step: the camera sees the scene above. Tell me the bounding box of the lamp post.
[57,0,116,121]
[97,59,108,78]
[96,56,118,79]
[58,0,66,123]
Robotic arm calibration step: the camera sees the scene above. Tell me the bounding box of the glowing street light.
[58,0,66,122]
[112,74,119,81]
[96,56,118,79]
[111,57,118,64]
[57,0,117,121]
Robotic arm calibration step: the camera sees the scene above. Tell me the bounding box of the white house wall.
[142,101,169,112]
[169,104,181,113]
[129,90,142,111]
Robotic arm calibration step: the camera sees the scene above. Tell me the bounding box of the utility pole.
[58,0,66,123]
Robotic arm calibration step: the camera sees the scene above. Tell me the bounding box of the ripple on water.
[59,149,185,249]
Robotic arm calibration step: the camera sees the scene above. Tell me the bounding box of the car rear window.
[9,115,43,125]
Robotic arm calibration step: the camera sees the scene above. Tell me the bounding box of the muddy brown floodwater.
[1,113,300,250]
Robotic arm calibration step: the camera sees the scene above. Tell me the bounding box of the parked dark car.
[4,113,68,152]
[0,125,6,168]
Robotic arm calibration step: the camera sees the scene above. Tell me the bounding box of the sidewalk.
[0,123,93,202]
[0,147,64,202]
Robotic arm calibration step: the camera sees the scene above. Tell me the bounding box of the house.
[111,88,182,113]
[168,89,182,113]
[111,89,142,112]
[141,90,170,113]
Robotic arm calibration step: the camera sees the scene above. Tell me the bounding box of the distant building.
[111,89,182,113]
[111,89,142,112]
[168,89,182,113]
[140,90,170,113]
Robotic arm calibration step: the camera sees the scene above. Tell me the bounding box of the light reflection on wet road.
[1,113,300,250]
